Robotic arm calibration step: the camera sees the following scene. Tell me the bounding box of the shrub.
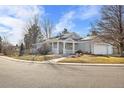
[2,45,17,56]
[37,43,50,55]
[75,50,83,54]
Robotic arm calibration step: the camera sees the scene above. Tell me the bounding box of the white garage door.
[93,44,112,55]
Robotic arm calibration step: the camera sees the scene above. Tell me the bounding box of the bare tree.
[93,5,124,56]
[89,23,98,36]
[1,36,16,56]
[42,18,53,39]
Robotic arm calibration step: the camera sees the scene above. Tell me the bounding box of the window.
[65,43,73,50]
[32,45,36,48]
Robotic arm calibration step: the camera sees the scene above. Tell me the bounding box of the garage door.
[94,44,108,55]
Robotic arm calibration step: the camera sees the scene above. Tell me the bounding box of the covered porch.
[50,41,79,55]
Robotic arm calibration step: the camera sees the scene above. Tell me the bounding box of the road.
[0,56,124,88]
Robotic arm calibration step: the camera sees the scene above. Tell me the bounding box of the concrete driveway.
[0,56,124,88]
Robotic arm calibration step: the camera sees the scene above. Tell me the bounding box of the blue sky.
[0,5,101,45]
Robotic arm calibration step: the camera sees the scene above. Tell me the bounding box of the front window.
[53,42,57,48]
[32,45,36,48]
[65,43,73,50]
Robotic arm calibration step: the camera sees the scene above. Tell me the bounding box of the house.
[31,30,113,55]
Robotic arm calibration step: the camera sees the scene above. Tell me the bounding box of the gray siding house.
[31,31,113,55]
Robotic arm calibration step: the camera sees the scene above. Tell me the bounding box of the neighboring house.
[31,31,113,55]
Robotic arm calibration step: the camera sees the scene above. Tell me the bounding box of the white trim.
[65,38,75,41]
[63,42,66,54]
[57,41,59,54]
[52,42,54,53]
[46,39,83,43]
[72,42,75,54]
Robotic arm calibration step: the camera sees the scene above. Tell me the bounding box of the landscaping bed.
[59,54,124,64]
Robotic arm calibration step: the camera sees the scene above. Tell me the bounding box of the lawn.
[10,54,61,61]
[59,55,124,64]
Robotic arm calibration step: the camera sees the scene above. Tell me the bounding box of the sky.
[0,5,101,45]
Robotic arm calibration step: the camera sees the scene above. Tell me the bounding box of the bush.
[2,45,17,56]
[75,50,83,54]
[37,43,50,55]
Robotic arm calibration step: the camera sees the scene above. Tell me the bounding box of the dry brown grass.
[59,55,124,64]
[11,55,59,61]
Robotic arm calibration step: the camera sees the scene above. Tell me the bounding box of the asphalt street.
[0,56,124,88]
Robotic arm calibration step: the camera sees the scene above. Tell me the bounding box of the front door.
[59,42,63,54]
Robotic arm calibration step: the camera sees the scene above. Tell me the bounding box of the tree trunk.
[119,43,124,56]
[0,45,2,53]
[0,42,2,53]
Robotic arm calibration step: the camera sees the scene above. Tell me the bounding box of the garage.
[93,43,113,55]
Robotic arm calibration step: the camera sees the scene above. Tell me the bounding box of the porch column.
[72,42,75,54]
[52,42,54,53]
[63,42,66,54]
[57,42,59,54]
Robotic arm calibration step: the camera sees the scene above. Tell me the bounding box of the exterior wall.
[77,41,91,53]
[108,45,113,54]
[77,41,113,55]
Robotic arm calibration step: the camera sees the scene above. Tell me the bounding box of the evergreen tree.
[19,43,24,56]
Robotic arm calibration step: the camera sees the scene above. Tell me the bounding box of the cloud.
[0,5,44,45]
[54,11,75,33]
[77,6,100,20]
[0,6,44,20]
[54,6,100,33]
[0,6,100,44]
[0,26,10,33]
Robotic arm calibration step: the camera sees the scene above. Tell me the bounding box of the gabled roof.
[82,36,109,44]
[81,36,96,41]
[50,31,82,41]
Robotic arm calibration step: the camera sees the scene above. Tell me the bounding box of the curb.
[0,56,65,64]
[56,63,124,66]
[0,56,39,63]
[1,56,124,67]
